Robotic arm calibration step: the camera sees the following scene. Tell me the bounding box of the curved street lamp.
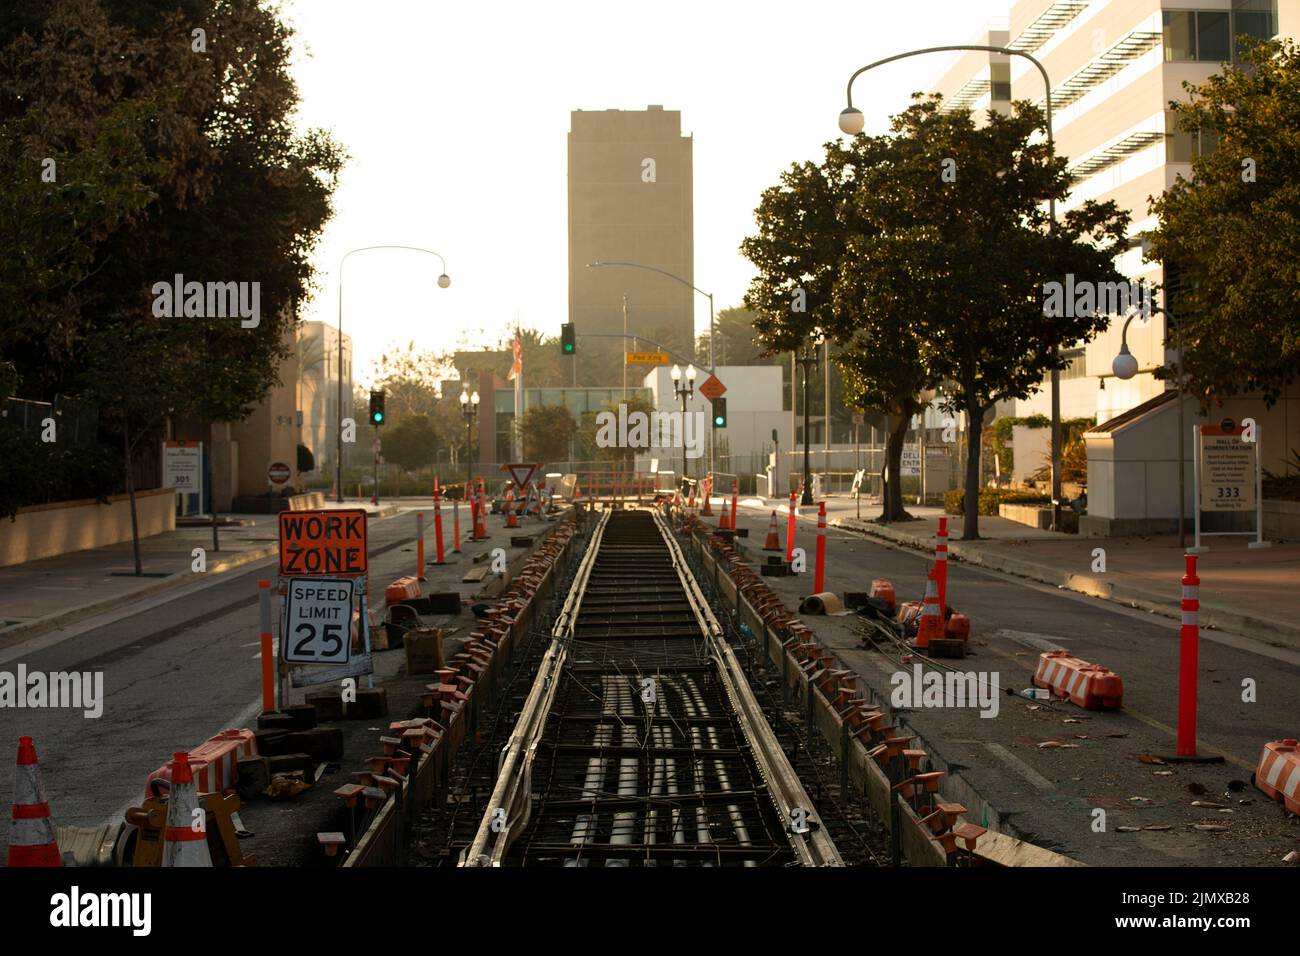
[840,45,1065,530]
[588,260,718,475]
[336,246,450,502]
[1113,304,1187,548]
[459,387,480,486]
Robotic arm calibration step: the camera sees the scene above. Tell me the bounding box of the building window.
[990,62,1011,101]
[1167,121,1221,162]
[1059,347,1087,381]
[1165,5,1277,62]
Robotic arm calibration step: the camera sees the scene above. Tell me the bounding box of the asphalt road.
[0,509,424,849]
[731,503,1300,865]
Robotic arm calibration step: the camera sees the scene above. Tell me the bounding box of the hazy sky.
[285,0,1009,385]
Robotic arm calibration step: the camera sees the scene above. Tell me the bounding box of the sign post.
[163,441,203,517]
[1191,420,1269,553]
[277,509,372,693]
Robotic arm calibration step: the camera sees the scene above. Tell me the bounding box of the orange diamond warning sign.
[698,375,726,402]
[279,509,369,576]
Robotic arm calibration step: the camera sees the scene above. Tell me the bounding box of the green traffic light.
[563,344,574,353]
[374,413,383,423]
[714,415,724,426]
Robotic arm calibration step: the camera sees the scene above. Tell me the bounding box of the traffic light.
[711,397,727,428]
[561,323,576,354]
[369,390,385,426]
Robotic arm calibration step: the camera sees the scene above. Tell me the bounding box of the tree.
[518,405,576,462]
[1144,38,1300,408]
[382,415,439,475]
[743,133,932,520]
[854,97,1129,538]
[2,0,345,565]
[694,307,785,368]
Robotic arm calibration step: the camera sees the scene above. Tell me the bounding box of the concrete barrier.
[0,488,175,568]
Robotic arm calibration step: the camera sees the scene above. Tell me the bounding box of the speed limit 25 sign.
[284,578,354,664]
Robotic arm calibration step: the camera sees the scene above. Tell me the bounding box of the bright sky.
[286,0,1008,386]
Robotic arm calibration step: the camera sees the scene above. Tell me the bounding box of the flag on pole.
[508,332,522,381]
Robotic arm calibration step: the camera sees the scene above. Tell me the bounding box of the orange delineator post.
[258,579,275,713]
[813,501,827,593]
[433,493,446,565]
[417,511,427,580]
[452,496,461,552]
[785,491,797,563]
[730,480,739,531]
[701,475,713,516]
[1178,554,1200,756]
[934,516,949,613]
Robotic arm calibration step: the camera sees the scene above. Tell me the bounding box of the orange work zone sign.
[279,509,368,576]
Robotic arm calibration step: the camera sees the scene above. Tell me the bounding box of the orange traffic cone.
[505,486,520,528]
[762,511,782,551]
[7,736,61,867]
[161,752,212,867]
[700,476,713,516]
[916,568,944,650]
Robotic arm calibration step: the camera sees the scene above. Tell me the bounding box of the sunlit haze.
[286,0,1008,384]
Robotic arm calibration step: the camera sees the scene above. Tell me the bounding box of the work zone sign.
[278,509,368,576]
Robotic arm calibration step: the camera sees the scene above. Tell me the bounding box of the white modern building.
[929,0,1299,534]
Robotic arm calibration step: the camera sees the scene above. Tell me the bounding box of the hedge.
[944,488,1051,516]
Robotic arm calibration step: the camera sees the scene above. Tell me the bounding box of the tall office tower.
[568,105,695,384]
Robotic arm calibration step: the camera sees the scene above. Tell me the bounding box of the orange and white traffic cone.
[700,475,713,517]
[763,511,782,551]
[161,752,212,868]
[916,567,943,650]
[7,736,62,867]
[505,486,520,529]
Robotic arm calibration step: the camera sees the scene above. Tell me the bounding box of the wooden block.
[235,756,270,801]
[267,753,315,776]
[461,567,490,583]
[280,704,318,731]
[256,712,296,732]
[510,536,534,548]
[405,627,445,675]
[346,687,388,719]
[305,690,344,722]
[268,727,343,761]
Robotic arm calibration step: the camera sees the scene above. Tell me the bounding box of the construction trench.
[405,502,1012,868]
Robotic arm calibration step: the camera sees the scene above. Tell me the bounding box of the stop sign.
[268,462,291,485]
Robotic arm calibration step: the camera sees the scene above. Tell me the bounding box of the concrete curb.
[833,517,1300,650]
[0,505,416,646]
[0,544,281,646]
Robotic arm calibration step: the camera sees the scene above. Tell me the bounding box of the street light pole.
[796,341,817,506]
[840,44,1057,523]
[1113,304,1186,549]
[337,245,450,503]
[460,387,480,487]
[588,261,717,475]
[670,364,696,487]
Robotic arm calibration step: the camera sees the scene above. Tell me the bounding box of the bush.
[944,487,1050,516]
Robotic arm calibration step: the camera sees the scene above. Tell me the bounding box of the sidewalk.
[739,496,1300,648]
[0,500,402,645]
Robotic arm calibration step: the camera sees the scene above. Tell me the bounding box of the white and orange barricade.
[1033,651,1123,710]
[1254,739,1300,815]
[146,729,258,797]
